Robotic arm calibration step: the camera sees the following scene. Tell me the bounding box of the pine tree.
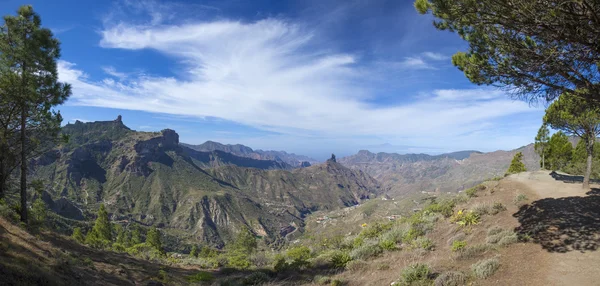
[146,227,163,253]
[506,152,527,175]
[544,92,600,188]
[415,1,600,103]
[131,225,142,245]
[0,5,71,222]
[534,124,550,169]
[190,245,198,257]
[546,131,573,171]
[71,227,85,243]
[85,204,112,247]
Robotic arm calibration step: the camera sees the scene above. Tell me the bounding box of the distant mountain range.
[339,146,540,196]
[183,141,319,168]
[32,117,381,248]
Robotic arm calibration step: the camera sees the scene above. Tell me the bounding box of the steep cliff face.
[31,117,382,247]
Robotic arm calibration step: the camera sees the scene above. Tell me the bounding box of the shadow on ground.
[549,171,600,184]
[514,189,600,253]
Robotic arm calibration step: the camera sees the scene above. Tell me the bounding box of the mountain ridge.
[340,144,539,195]
[31,117,382,248]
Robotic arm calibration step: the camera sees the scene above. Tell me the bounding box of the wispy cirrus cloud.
[57,8,541,152]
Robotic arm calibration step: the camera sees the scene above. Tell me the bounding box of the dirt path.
[505,171,600,286]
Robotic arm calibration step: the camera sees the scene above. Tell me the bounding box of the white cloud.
[102,66,128,80]
[394,57,435,70]
[422,52,448,61]
[57,18,541,149]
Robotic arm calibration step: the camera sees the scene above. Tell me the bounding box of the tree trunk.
[542,148,545,170]
[19,107,27,223]
[583,136,594,189]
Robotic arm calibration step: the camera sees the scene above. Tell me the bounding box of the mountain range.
[338,145,540,195]
[183,141,319,168]
[31,117,381,248]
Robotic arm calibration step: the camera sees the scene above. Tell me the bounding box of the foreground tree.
[414,0,600,104]
[546,131,573,171]
[535,124,550,169]
[544,93,600,188]
[0,5,71,222]
[506,152,527,175]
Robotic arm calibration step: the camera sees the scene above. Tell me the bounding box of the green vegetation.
[85,204,112,248]
[0,5,71,223]
[535,124,550,170]
[451,240,467,252]
[190,245,198,257]
[186,271,214,283]
[544,92,600,188]
[547,132,573,171]
[398,263,432,285]
[450,210,479,227]
[471,258,500,279]
[465,184,485,198]
[414,0,600,105]
[71,227,84,243]
[506,152,527,175]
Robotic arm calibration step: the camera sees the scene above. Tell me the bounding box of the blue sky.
[1,0,544,160]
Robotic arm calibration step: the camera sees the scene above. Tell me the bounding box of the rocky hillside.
[184,141,319,168]
[339,145,539,196]
[31,117,382,247]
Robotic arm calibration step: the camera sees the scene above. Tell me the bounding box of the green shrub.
[434,271,466,286]
[186,271,214,283]
[381,226,408,244]
[273,255,289,273]
[377,263,390,270]
[190,245,198,257]
[402,226,425,243]
[379,239,398,251]
[112,242,126,252]
[0,199,19,222]
[227,250,252,269]
[491,202,506,214]
[350,243,383,260]
[359,222,393,239]
[243,272,269,285]
[471,203,491,216]
[424,200,455,217]
[486,229,517,246]
[465,184,485,198]
[286,246,311,268]
[451,240,467,252]
[471,258,500,279]
[199,246,218,258]
[399,263,432,285]
[352,236,365,248]
[331,279,344,286]
[413,237,434,251]
[330,251,352,269]
[450,210,480,227]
